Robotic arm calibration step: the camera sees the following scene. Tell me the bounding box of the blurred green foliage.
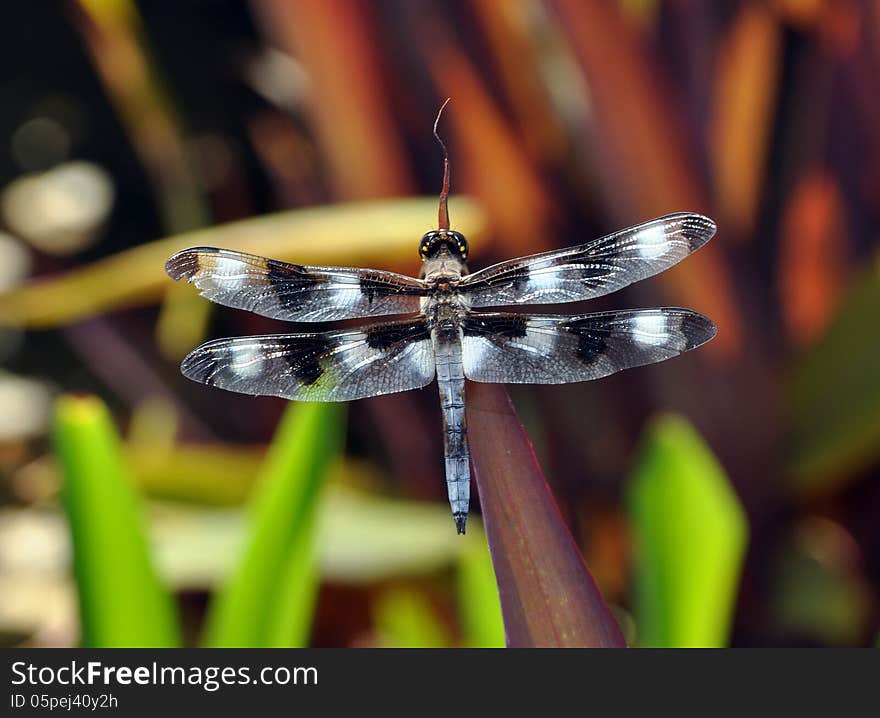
[627,414,748,648]
[456,533,505,648]
[52,395,509,648]
[53,396,344,648]
[788,267,880,496]
[202,402,343,648]
[54,395,181,647]
[771,525,871,646]
[374,588,452,648]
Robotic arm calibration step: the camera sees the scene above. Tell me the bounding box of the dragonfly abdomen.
[432,327,470,534]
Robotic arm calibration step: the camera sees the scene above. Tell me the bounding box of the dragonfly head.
[421,100,468,264]
[419,229,468,261]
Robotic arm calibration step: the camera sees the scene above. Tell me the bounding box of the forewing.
[166,247,429,321]
[181,318,435,401]
[459,213,716,307]
[462,309,716,383]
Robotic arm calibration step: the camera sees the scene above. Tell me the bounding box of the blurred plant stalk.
[0,197,488,329]
[427,42,556,258]
[550,0,741,357]
[253,0,414,200]
[70,0,209,232]
[709,3,781,239]
[70,0,215,357]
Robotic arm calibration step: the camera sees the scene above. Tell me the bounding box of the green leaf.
[627,414,747,647]
[788,267,880,496]
[263,510,322,648]
[456,530,505,647]
[202,402,344,647]
[53,395,181,647]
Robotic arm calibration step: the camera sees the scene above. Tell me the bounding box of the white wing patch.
[230,341,266,378]
[631,312,670,346]
[213,255,251,291]
[634,223,669,260]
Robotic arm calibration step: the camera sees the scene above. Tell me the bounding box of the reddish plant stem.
[467,382,627,648]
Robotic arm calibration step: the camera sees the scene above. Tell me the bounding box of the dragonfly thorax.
[421,282,469,330]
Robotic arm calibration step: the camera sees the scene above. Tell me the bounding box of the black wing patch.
[166,247,429,322]
[181,318,435,401]
[458,213,716,307]
[462,308,716,383]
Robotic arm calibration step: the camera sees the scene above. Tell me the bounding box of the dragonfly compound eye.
[419,231,442,259]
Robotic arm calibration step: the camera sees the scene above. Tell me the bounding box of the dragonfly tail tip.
[454,512,467,535]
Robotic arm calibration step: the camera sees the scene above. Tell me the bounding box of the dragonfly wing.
[167,247,429,322]
[459,213,716,307]
[461,309,716,383]
[181,318,435,401]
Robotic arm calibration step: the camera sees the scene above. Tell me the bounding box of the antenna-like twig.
[434,98,451,230]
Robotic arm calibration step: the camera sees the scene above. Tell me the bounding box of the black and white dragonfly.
[166,118,717,535]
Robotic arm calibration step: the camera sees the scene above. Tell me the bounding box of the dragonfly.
[165,106,717,535]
